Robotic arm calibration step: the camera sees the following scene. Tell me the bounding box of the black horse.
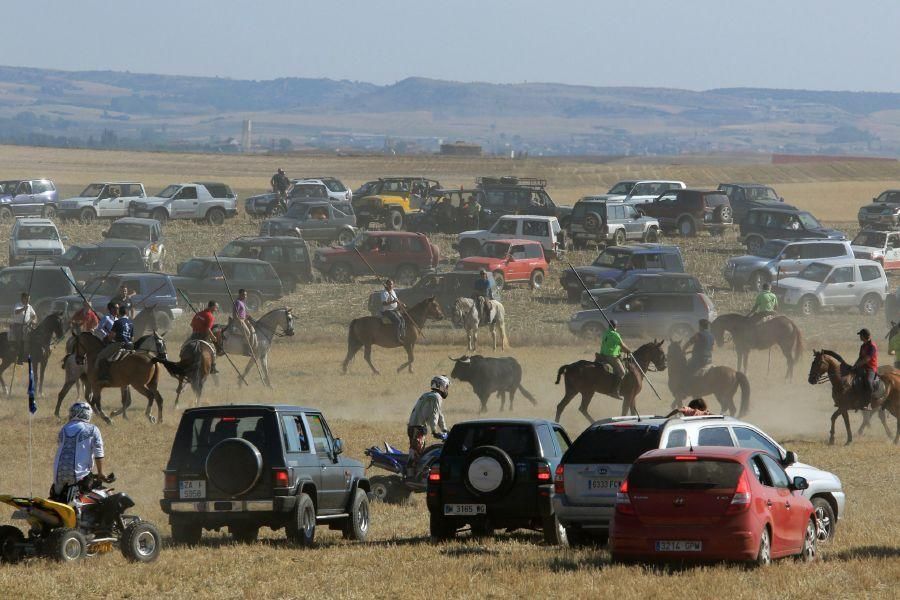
[0,312,66,398]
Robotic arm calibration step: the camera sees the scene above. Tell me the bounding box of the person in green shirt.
[888,322,900,369]
[748,282,778,324]
[595,319,633,399]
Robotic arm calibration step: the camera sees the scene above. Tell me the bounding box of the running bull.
[449,354,538,413]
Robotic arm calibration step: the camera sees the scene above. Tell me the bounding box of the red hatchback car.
[454,239,549,289]
[610,447,817,566]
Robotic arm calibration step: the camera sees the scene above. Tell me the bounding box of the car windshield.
[481,242,512,258]
[875,191,900,204]
[852,231,887,247]
[178,259,208,278]
[755,240,787,259]
[79,183,106,198]
[608,182,636,195]
[592,249,632,269]
[565,425,662,464]
[798,262,833,283]
[321,180,346,192]
[156,185,180,199]
[219,243,245,258]
[84,277,122,297]
[444,424,537,458]
[106,223,150,241]
[797,212,822,229]
[17,225,59,241]
[629,459,743,490]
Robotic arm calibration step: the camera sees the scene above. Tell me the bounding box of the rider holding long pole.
[596,319,633,399]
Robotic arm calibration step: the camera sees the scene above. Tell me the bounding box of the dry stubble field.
[0,147,898,599]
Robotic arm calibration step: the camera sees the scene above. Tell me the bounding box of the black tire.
[205,438,263,497]
[745,236,764,254]
[678,217,697,237]
[799,295,818,316]
[583,212,603,233]
[860,294,882,316]
[812,497,836,542]
[395,264,419,285]
[337,229,355,245]
[286,493,316,547]
[799,518,818,562]
[170,519,202,546]
[121,521,162,563]
[46,528,86,562]
[715,204,733,224]
[492,270,506,290]
[748,271,769,292]
[229,523,260,544]
[459,239,481,258]
[429,512,455,542]
[463,445,515,500]
[0,207,12,222]
[529,269,545,290]
[611,229,626,246]
[755,526,772,566]
[388,209,404,231]
[152,208,169,224]
[42,204,58,219]
[368,475,393,502]
[330,263,354,283]
[542,513,568,546]
[206,208,226,226]
[0,525,24,563]
[79,207,97,224]
[643,227,660,243]
[341,489,370,542]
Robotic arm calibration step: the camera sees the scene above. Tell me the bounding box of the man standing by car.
[748,282,778,324]
[686,319,715,374]
[596,319,633,399]
[406,375,450,477]
[854,328,879,408]
[10,292,37,364]
[380,279,405,343]
[51,401,108,504]
[271,168,291,208]
[189,300,220,374]
[111,284,136,319]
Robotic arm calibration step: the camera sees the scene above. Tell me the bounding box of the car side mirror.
[333,438,344,455]
[783,450,797,466]
[791,476,808,491]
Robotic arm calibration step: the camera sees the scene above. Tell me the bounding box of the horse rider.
[111,284,136,319]
[270,168,292,206]
[686,319,715,374]
[51,401,110,505]
[189,300,220,374]
[95,304,134,386]
[473,269,495,322]
[231,289,256,349]
[596,319,633,399]
[96,302,118,340]
[854,328,878,407]
[748,282,778,324]
[380,279,405,343]
[10,292,37,365]
[406,375,450,477]
[70,300,99,334]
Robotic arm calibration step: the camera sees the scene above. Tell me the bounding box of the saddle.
[181,339,217,356]
[109,348,133,363]
[852,373,887,409]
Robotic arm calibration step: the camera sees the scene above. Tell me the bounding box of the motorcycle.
[0,473,161,564]
[364,436,444,504]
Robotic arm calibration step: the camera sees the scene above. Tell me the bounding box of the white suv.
[456,215,565,259]
[9,217,65,265]
[608,180,686,205]
[552,414,845,545]
[773,258,888,316]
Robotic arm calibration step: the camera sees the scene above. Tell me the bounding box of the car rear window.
[703,193,730,207]
[202,183,235,199]
[565,425,662,464]
[444,424,537,458]
[629,458,743,490]
[170,411,275,468]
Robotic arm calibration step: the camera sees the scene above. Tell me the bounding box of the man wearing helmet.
[51,402,108,504]
[406,375,451,476]
[596,319,633,399]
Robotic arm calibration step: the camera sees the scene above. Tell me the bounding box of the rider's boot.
[210,361,219,375]
[613,377,624,399]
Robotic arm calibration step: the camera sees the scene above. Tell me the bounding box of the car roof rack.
[476,176,547,189]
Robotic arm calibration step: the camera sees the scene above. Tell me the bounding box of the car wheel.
[463,445,515,499]
[860,294,882,316]
[459,239,481,258]
[529,269,545,290]
[812,497,836,542]
[46,528,86,562]
[583,212,602,232]
[152,208,168,224]
[0,207,12,222]
[643,227,660,243]
[388,209,404,231]
[79,207,97,224]
[669,323,694,342]
[170,519,202,546]
[42,204,58,219]
[492,270,506,290]
[799,518,818,562]
[748,271,769,292]
[716,204,732,224]
[429,512,455,542]
[337,229,355,245]
[0,525,24,563]
[341,489,370,542]
[581,322,604,339]
[206,208,226,225]
[120,521,162,563]
[611,229,626,246]
[286,492,316,547]
[542,512,568,546]
[799,295,819,316]
[330,263,354,283]
[368,475,394,503]
[745,236,764,254]
[229,523,259,544]
[395,264,419,285]
[205,438,263,496]
[678,217,697,237]
[755,526,772,567]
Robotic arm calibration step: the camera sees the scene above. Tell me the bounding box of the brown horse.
[343,297,445,375]
[156,339,217,408]
[554,340,667,422]
[73,331,167,424]
[666,341,750,417]
[807,350,900,445]
[711,313,803,378]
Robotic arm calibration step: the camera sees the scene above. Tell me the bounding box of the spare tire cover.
[205,438,263,497]
[464,446,515,498]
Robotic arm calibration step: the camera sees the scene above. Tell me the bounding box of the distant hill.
[0,65,898,156]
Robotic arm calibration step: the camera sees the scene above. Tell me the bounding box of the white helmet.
[69,402,93,422]
[430,375,450,396]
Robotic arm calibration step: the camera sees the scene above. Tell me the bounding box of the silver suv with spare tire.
[569,197,661,249]
[161,404,370,546]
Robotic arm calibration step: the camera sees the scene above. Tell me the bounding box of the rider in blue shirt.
[95,304,135,385]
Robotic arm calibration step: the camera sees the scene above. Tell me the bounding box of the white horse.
[452,297,508,351]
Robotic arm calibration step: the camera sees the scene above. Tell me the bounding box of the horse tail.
[497,308,509,349]
[791,322,804,364]
[347,319,360,349]
[736,371,751,417]
[555,364,568,385]
[153,357,189,378]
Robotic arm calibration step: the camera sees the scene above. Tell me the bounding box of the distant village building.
[440,141,482,156]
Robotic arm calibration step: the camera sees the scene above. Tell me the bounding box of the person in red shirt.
[854,328,878,404]
[70,301,100,334]
[189,301,219,374]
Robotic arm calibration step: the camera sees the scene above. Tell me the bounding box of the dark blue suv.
[560,244,685,302]
[740,206,845,254]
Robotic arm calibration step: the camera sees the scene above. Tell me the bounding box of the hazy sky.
[4,0,898,91]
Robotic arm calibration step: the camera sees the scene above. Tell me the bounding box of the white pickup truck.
[54,182,146,223]
[128,182,238,225]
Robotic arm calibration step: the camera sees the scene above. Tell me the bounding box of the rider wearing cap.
[597,319,633,399]
[472,270,495,322]
[406,375,450,476]
[854,328,878,405]
[686,318,715,374]
[51,402,108,504]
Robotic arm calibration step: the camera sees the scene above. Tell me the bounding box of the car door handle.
[766,500,773,507]
[320,465,327,470]
[785,502,791,509]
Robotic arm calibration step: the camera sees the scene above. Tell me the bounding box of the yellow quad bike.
[0,474,161,564]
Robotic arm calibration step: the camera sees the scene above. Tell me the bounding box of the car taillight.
[615,479,635,515]
[164,473,177,499]
[428,464,441,482]
[726,473,751,514]
[272,468,290,488]
[536,463,552,481]
[553,464,565,494]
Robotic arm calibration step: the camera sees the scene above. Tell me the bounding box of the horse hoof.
[147,414,157,424]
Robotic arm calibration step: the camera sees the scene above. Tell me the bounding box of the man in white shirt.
[52,402,108,504]
[406,375,450,476]
[380,279,405,343]
[96,302,118,339]
[10,292,37,364]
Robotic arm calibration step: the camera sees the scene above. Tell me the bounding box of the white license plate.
[179,480,206,499]
[444,503,486,515]
[656,540,702,552]
[586,479,621,491]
